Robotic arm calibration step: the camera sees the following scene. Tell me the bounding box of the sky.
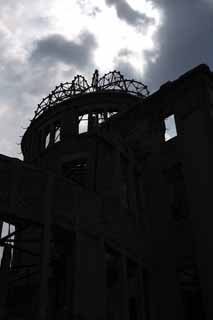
[0,0,212,158]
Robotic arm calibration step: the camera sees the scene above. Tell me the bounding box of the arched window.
[54,122,61,143]
[44,127,51,148]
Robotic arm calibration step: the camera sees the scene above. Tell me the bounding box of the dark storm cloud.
[30,31,97,68]
[144,0,213,92]
[105,0,154,28]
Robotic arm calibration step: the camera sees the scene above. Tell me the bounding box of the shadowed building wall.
[0,65,212,320]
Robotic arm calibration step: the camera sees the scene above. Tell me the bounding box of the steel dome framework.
[34,70,149,120]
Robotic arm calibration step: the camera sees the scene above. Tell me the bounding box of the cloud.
[105,0,154,29]
[30,31,97,68]
[77,0,102,17]
[0,21,97,157]
[114,60,141,80]
[143,0,213,91]
[118,48,133,58]
[0,0,100,158]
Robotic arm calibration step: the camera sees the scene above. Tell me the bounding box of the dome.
[33,70,149,120]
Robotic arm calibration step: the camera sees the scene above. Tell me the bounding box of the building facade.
[0,64,213,319]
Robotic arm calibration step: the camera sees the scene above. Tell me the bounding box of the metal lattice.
[34,70,149,120]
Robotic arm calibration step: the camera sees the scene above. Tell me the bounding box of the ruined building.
[0,64,213,319]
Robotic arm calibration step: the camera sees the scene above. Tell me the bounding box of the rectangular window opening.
[78,114,88,134]
[45,129,51,148]
[54,122,61,143]
[91,113,98,127]
[107,111,118,119]
[98,112,105,124]
[164,114,177,141]
[90,112,105,128]
[0,222,16,269]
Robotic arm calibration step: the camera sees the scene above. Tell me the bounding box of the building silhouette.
[0,64,212,319]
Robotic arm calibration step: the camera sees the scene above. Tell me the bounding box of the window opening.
[62,158,88,185]
[98,112,105,124]
[91,113,98,127]
[107,111,118,119]
[0,222,15,269]
[44,128,51,148]
[164,114,177,141]
[78,113,88,134]
[54,122,61,143]
[90,111,106,129]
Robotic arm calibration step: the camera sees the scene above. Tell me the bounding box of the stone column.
[37,174,55,320]
[62,107,78,140]
[121,254,129,320]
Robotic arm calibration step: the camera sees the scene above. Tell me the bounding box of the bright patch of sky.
[50,0,161,75]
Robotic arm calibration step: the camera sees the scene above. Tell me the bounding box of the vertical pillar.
[138,268,147,320]
[73,232,106,320]
[0,221,2,238]
[37,174,55,320]
[136,267,145,320]
[121,254,129,320]
[49,123,55,146]
[127,158,138,220]
[62,108,78,140]
[114,149,121,196]
[180,108,213,319]
[0,269,9,317]
[61,245,75,319]
[87,139,97,191]
[142,144,184,320]
[102,237,107,320]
